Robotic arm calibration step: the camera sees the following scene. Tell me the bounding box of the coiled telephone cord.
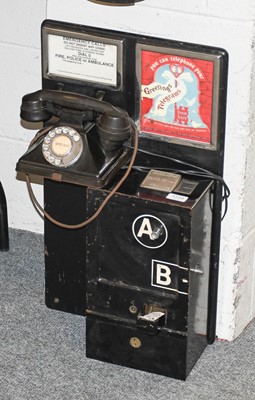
[25,124,139,230]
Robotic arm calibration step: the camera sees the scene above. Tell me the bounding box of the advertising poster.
[140,50,214,145]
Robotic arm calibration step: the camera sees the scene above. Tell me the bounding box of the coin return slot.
[137,304,166,334]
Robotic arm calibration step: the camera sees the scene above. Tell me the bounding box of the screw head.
[129,305,138,314]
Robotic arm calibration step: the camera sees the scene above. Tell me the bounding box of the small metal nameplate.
[140,170,181,193]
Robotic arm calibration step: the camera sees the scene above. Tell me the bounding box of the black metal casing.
[85,173,213,379]
[16,20,228,380]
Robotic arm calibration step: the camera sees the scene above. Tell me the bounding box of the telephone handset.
[17,89,135,188]
[20,89,127,122]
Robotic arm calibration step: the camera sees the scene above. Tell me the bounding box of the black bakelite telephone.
[17,89,135,188]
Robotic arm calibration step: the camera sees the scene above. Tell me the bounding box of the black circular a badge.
[132,214,168,249]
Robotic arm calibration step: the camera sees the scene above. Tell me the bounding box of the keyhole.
[129,337,142,349]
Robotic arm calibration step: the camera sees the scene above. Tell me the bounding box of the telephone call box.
[86,174,213,379]
[16,20,228,380]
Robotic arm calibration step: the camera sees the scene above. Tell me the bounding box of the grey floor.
[0,229,255,400]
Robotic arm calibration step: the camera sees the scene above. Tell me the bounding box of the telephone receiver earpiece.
[20,89,133,150]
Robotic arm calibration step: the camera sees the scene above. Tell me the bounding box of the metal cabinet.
[85,172,212,379]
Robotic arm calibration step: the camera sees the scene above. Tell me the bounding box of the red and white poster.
[140,50,214,144]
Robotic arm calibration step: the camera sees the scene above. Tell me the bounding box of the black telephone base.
[16,147,131,188]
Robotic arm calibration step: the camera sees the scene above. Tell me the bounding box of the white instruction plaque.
[47,34,118,86]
